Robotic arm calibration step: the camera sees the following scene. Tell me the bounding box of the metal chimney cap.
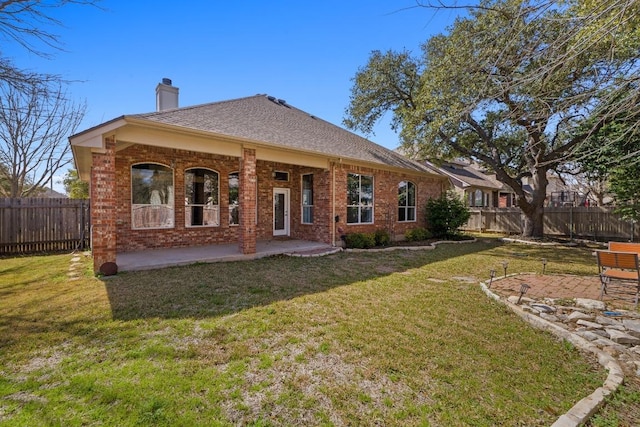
[161,78,172,86]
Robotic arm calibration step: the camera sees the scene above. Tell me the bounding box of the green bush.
[404,227,432,242]
[344,232,376,249]
[425,191,471,238]
[374,229,391,246]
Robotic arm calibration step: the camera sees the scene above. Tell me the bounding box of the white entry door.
[273,188,290,236]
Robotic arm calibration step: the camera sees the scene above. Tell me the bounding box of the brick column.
[91,136,117,273]
[239,147,257,254]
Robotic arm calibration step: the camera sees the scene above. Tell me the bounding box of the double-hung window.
[398,181,416,222]
[228,172,239,225]
[185,168,219,227]
[302,174,313,224]
[347,173,373,224]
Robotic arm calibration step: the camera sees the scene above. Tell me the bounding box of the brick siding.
[91,136,117,272]
[239,148,257,254]
[108,144,446,255]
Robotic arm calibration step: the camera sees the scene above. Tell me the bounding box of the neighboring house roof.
[39,187,67,198]
[72,95,439,177]
[424,160,505,191]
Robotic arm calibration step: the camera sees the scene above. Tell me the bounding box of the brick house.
[424,160,516,208]
[71,80,447,273]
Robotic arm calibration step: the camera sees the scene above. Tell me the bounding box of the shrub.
[404,227,432,242]
[374,229,391,246]
[425,191,471,238]
[344,232,376,249]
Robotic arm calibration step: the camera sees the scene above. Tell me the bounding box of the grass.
[0,237,629,426]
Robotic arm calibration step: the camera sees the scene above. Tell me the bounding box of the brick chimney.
[155,78,179,111]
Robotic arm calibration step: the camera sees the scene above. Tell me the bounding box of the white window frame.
[130,162,175,230]
[302,173,313,224]
[228,171,240,226]
[185,168,220,228]
[398,181,416,223]
[347,173,374,224]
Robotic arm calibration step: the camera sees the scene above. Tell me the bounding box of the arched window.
[398,181,416,222]
[185,168,219,227]
[131,163,174,229]
[229,172,239,225]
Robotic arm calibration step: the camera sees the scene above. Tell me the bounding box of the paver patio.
[489,273,639,310]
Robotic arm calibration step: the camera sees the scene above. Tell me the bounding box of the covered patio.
[116,239,337,272]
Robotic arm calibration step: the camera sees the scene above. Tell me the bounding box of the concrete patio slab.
[116,239,335,272]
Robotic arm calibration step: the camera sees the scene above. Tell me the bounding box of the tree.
[577,110,640,217]
[425,191,470,237]
[0,81,86,197]
[63,168,89,199]
[0,0,99,91]
[609,167,640,222]
[345,0,640,237]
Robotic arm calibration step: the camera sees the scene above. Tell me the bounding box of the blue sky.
[8,1,462,191]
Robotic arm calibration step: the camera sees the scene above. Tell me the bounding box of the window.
[229,172,239,225]
[468,189,487,207]
[302,174,313,224]
[185,168,219,227]
[131,163,174,229]
[274,171,289,181]
[347,173,373,224]
[398,181,416,222]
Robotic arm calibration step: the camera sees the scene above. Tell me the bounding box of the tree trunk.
[517,168,548,238]
[521,203,545,238]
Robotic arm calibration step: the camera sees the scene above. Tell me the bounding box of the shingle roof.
[130,95,434,174]
[427,161,503,190]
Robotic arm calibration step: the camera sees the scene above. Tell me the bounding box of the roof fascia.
[69,117,127,148]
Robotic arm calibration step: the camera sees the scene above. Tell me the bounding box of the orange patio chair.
[596,250,640,308]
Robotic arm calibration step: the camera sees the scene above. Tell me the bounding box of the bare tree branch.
[0,81,86,197]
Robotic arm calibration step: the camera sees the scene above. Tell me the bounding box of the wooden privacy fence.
[462,207,640,241]
[0,198,90,255]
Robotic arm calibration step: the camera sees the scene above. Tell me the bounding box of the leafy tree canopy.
[345,0,640,237]
[63,168,89,199]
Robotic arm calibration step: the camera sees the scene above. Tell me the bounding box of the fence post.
[569,206,573,240]
[79,200,85,250]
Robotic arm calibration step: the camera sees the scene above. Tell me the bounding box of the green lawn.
[0,239,618,426]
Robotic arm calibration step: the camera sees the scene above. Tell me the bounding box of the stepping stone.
[452,276,476,283]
